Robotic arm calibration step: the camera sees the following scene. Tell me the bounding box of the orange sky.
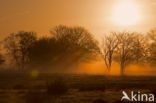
[0,0,156,39]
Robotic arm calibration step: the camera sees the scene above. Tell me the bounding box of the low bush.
[46,78,68,96]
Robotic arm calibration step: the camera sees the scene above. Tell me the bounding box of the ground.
[0,73,156,103]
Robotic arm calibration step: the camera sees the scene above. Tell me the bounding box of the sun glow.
[112,0,140,25]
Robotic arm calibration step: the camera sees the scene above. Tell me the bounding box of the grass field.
[0,73,156,103]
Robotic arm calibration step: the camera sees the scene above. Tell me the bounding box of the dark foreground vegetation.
[0,73,156,103]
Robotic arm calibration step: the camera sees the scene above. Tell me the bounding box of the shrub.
[46,78,68,96]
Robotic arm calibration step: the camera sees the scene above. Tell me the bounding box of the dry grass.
[0,73,156,103]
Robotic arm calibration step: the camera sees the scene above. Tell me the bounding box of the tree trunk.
[120,62,125,76]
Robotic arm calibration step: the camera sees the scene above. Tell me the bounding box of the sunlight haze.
[0,0,156,38]
[112,0,141,25]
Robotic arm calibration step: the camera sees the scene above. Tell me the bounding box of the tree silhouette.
[132,33,146,64]
[29,25,100,70]
[29,37,58,68]
[1,26,154,75]
[101,32,119,72]
[115,32,145,75]
[50,25,100,62]
[147,28,156,65]
[4,31,37,71]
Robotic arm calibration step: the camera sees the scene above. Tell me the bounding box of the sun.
[112,0,140,25]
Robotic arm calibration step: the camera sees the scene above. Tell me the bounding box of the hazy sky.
[0,0,156,39]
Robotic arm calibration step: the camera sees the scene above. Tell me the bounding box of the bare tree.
[101,32,119,72]
[4,31,37,71]
[115,32,144,75]
[147,28,156,65]
[132,33,146,64]
[50,25,100,63]
[148,28,156,42]
[29,25,100,70]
